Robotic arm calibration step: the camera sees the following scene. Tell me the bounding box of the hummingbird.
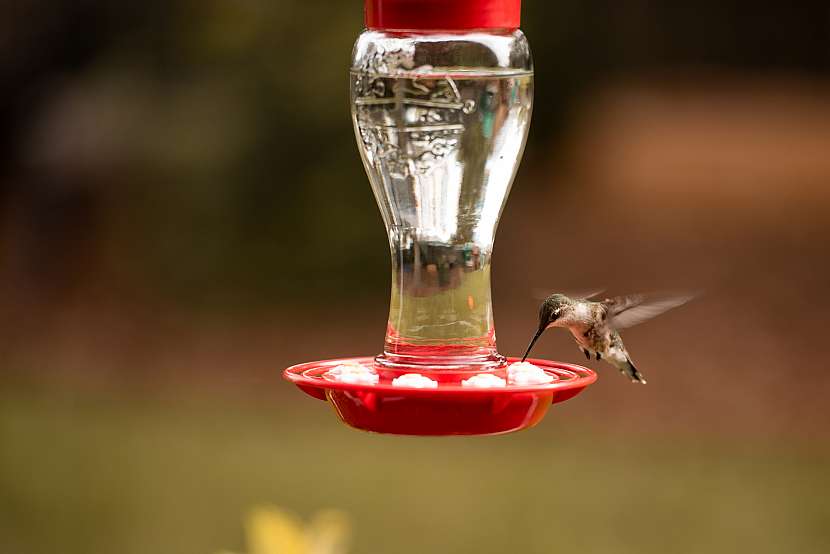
[521,292,694,383]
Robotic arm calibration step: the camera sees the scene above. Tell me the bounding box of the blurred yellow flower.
[219,505,351,554]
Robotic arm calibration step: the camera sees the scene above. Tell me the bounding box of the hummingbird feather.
[608,293,695,329]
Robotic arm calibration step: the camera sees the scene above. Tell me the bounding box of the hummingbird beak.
[521,324,546,362]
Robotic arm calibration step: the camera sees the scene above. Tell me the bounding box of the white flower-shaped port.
[507,362,555,386]
[324,363,379,385]
[461,374,507,388]
[391,373,438,388]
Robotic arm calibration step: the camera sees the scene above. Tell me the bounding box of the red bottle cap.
[365,0,521,31]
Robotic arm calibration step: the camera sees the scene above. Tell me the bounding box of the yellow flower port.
[219,505,351,554]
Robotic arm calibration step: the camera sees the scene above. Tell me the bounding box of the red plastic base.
[283,357,596,436]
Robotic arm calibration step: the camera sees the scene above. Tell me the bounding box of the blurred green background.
[1,1,829,553]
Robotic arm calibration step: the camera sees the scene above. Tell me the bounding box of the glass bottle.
[351,0,533,371]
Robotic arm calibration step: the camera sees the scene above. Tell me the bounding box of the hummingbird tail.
[622,358,647,384]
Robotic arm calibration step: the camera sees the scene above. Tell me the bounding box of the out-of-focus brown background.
[1,2,829,553]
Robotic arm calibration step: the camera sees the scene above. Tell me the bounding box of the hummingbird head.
[539,294,571,326]
[521,294,572,361]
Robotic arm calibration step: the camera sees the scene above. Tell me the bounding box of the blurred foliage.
[1,1,828,311]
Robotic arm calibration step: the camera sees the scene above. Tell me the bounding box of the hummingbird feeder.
[283,0,596,435]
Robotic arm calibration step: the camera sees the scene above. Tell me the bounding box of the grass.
[1,385,828,554]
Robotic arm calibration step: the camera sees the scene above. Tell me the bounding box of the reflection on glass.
[351,40,532,370]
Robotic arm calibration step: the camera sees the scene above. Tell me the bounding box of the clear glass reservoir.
[351,29,533,370]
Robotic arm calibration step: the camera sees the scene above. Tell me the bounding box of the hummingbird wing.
[606,293,695,329]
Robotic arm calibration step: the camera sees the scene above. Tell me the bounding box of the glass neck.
[380,225,502,370]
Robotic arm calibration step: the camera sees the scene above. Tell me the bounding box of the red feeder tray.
[283,357,596,436]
